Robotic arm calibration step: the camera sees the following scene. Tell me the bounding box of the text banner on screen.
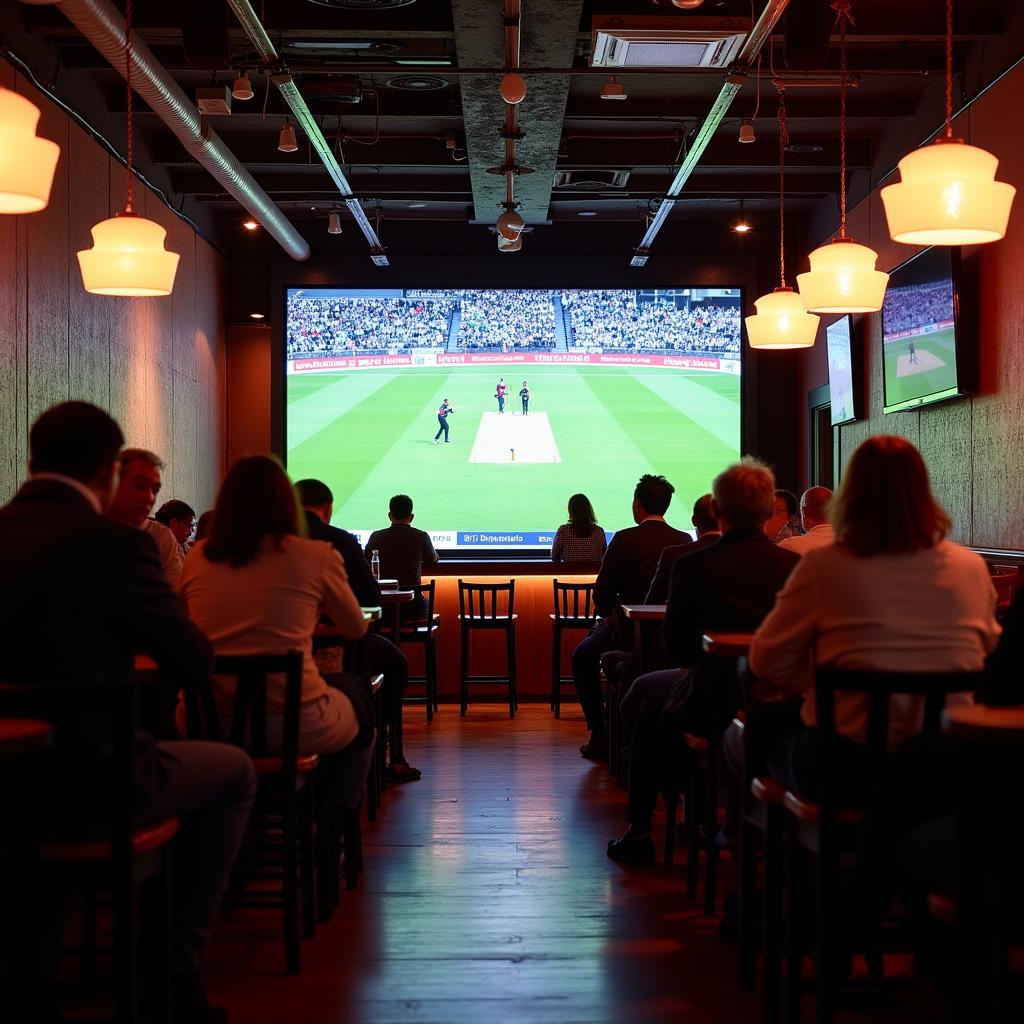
[289,352,734,374]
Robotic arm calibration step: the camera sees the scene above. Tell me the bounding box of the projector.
[196,87,232,116]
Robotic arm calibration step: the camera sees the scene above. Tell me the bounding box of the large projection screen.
[285,288,742,551]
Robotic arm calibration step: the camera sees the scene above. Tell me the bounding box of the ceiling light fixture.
[499,73,527,105]
[738,117,755,144]
[327,209,343,235]
[600,76,627,101]
[242,219,259,231]
[249,312,265,320]
[733,199,751,233]
[881,0,1015,245]
[798,1,888,314]
[745,88,819,350]
[0,87,60,214]
[77,0,178,296]
[278,118,299,153]
[578,211,597,217]
[497,234,522,252]
[232,71,254,101]
[496,208,525,240]
[672,0,706,7]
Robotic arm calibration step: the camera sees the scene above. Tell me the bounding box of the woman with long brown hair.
[745,434,999,798]
[180,455,370,807]
[550,492,607,563]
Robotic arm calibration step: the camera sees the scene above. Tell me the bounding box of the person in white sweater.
[180,455,371,808]
[735,436,999,809]
[779,485,835,556]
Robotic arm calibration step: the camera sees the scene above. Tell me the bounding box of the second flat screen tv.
[882,246,965,414]
[825,316,856,426]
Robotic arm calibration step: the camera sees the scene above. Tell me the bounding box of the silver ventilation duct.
[55,0,310,261]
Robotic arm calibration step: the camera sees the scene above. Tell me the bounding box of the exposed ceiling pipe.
[55,0,309,261]
[224,0,389,266]
[629,0,791,267]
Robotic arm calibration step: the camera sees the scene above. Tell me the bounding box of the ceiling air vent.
[307,0,417,9]
[553,170,630,191]
[590,16,749,69]
[386,75,451,92]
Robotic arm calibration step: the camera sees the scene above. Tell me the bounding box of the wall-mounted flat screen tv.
[284,287,743,551]
[825,315,857,426]
[882,246,966,414]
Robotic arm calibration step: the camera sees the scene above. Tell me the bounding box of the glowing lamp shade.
[77,213,180,296]
[796,238,889,313]
[745,287,819,350]
[881,139,1016,245]
[0,87,61,214]
[497,234,522,252]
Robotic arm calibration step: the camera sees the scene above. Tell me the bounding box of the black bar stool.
[550,580,596,718]
[457,580,517,717]
[399,581,440,720]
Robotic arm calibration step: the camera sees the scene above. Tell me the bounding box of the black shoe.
[607,831,656,865]
[171,973,228,1024]
[387,760,422,783]
[579,735,608,760]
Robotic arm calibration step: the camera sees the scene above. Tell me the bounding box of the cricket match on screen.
[285,288,742,550]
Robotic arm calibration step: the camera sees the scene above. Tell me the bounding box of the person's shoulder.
[935,538,990,575]
[144,518,178,548]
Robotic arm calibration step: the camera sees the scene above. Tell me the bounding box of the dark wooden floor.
[203,705,908,1024]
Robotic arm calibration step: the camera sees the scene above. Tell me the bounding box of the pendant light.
[77,0,179,296]
[880,0,1015,245]
[745,88,820,350]
[0,87,60,214]
[278,118,298,154]
[798,1,888,313]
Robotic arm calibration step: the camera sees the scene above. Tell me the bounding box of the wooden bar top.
[427,560,600,578]
[621,604,667,621]
[701,632,755,657]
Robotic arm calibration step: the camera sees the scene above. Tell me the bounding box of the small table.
[701,632,756,659]
[621,604,667,672]
[377,578,399,591]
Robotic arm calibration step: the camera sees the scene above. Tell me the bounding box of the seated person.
[572,474,692,760]
[365,493,439,618]
[613,493,722,731]
[765,487,800,544]
[109,448,185,587]
[551,493,607,563]
[0,402,256,1023]
[156,498,197,555]
[297,478,420,783]
[779,485,834,556]
[736,435,998,814]
[607,459,799,864]
[180,457,373,814]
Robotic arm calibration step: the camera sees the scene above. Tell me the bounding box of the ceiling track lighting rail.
[54,0,309,261]
[224,0,388,265]
[626,0,791,267]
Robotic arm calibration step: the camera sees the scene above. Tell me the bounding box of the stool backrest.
[458,579,515,620]
[412,580,436,623]
[552,580,596,623]
[815,666,982,817]
[0,678,137,848]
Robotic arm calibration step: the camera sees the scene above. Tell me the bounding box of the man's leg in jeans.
[144,741,257,976]
[620,668,685,735]
[571,620,614,744]
[371,633,420,780]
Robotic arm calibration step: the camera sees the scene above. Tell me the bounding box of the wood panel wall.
[0,67,225,511]
[800,61,1024,549]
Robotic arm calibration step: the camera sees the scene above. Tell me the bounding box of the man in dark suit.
[613,493,724,731]
[297,479,420,783]
[0,402,256,1021]
[607,459,798,864]
[572,474,691,759]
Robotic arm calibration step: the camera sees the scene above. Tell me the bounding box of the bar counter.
[417,559,601,703]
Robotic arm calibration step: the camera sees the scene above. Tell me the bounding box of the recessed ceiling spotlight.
[785,142,823,154]
[242,219,259,231]
[408,202,427,209]
[249,312,265,320]
[578,211,597,217]
[733,221,752,233]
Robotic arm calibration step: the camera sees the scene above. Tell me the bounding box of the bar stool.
[457,580,517,718]
[0,718,52,1021]
[399,581,440,720]
[550,580,596,718]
